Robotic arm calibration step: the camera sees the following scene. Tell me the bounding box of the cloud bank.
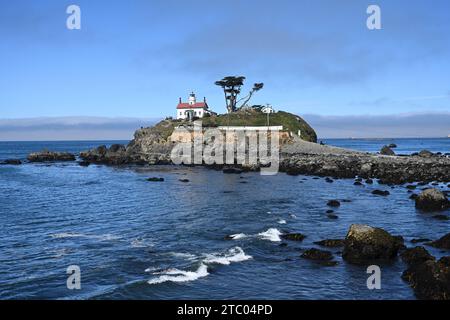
[303,113,450,138]
[0,113,448,141]
[0,117,159,141]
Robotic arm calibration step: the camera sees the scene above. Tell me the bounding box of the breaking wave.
[203,247,252,265]
[228,233,247,240]
[257,228,282,242]
[147,247,252,285]
[147,264,209,284]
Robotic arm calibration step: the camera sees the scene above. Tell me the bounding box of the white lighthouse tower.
[188,92,196,105]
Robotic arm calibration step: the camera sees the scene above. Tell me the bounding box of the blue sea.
[0,138,449,300]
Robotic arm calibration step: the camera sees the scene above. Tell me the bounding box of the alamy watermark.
[66,265,81,290]
[367,5,381,30]
[170,121,280,175]
[66,5,81,30]
[366,265,381,290]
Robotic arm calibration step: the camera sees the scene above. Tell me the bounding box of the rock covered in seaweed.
[27,150,75,162]
[342,224,404,264]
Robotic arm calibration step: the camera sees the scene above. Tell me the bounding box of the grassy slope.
[201,109,317,142]
[138,109,318,143]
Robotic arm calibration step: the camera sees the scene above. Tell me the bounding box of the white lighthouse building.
[176,92,213,120]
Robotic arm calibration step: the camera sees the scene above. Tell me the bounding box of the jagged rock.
[415,188,449,211]
[427,233,450,249]
[78,161,90,167]
[365,178,374,184]
[0,159,22,165]
[146,177,164,182]
[380,146,395,156]
[353,181,363,186]
[179,179,190,183]
[342,224,403,263]
[372,189,390,196]
[281,233,306,241]
[406,185,417,190]
[388,143,397,148]
[325,177,334,183]
[327,200,341,207]
[27,150,75,162]
[326,209,334,214]
[313,239,345,247]
[409,194,418,200]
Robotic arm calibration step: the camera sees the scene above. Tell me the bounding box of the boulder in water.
[342,224,403,264]
[326,200,341,207]
[372,189,390,196]
[281,233,306,241]
[415,188,449,211]
[27,150,75,162]
[147,177,164,182]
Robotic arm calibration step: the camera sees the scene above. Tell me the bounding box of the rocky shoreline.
[73,138,450,185]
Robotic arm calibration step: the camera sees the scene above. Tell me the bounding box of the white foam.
[277,219,287,224]
[229,233,247,240]
[131,238,153,248]
[258,228,282,242]
[203,247,252,265]
[169,252,198,261]
[147,264,209,284]
[50,233,120,241]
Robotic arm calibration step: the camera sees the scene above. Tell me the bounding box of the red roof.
[177,102,208,109]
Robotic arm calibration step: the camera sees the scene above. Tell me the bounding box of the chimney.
[179,97,182,103]
[204,97,206,103]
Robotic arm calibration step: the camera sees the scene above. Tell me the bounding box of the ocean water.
[0,139,449,300]
[322,138,449,155]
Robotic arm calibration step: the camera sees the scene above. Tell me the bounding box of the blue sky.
[0,0,449,136]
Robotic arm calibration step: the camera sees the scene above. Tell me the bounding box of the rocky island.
[76,108,449,185]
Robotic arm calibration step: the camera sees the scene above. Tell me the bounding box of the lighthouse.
[176,92,215,120]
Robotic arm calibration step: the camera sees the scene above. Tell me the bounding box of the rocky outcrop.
[27,150,75,162]
[342,224,404,264]
[77,116,450,184]
[415,189,449,211]
[401,247,450,300]
[80,144,129,165]
[380,145,395,156]
[280,152,450,184]
[418,150,434,158]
